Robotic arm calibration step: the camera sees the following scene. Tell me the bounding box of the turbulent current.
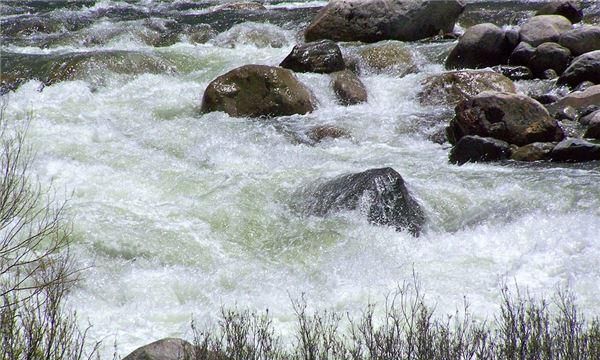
[1,0,599,356]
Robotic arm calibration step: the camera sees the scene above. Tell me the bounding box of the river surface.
[1,0,599,357]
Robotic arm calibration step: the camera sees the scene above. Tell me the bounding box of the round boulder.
[557,50,600,87]
[509,41,536,66]
[558,25,600,56]
[528,42,571,77]
[279,40,345,74]
[123,338,193,360]
[449,135,512,165]
[201,64,317,117]
[519,15,572,47]
[583,114,600,139]
[449,91,565,146]
[304,0,465,43]
[445,23,513,69]
[418,70,516,106]
[535,1,583,24]
[550,138,600,162]
[330,70,368,105]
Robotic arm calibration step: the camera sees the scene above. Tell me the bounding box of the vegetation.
[188,283,600,360]
[0,102,97,360]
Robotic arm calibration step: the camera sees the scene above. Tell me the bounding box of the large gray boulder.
[448,91,565,146]
[535,1,583,24]
[557,50,600,87]
[201,64,317,117]
[123,338,193,360]
[550,138,600,162]
[279,40,345,74]
[299,168,425,236]
[419,70,516,106]
[528,42,571,77]
[331,70,368,105]
[445,23,513,69]
[304,0,465,43]
[558,25,600,56]
[519,15,572,47]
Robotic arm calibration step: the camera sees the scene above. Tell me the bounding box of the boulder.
[492,65,534,81]
[519,15,572,47]
[330,70,368,105]
[280,40,345,74]
[445,23,513,69]
[584,116,600,139]
[547,85,600,114]
[307,125,352,143]
[201,65,317,117]
[535,1,583,24]
[557,51,600,87]
[356,41,417,75]
[509,41,536,66]
[123,338,193,360]
[558,25,600,56]
[528,42,571,77]
[418,70,516,106]
[511,142,556,161]
[580,109,600,125]
[449,135,512,165]
[550,138,600,161]
[300,168,425,236]
[449,91,565,146]
[304,0,465,43]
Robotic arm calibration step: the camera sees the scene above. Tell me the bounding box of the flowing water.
[1,0,599,356]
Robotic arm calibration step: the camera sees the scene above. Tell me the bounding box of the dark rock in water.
[584,116,600,139]
[449,135,512,165]
[330,70,368,105]
[550,138,600,161]
[558,25,600,56]
[542,69,559,80]
[185,23,217,44]
[511,142,556,161]
[201,64,317,118]
[356,41,417,75]
[554,106,578,121]
[280,40,345,74]
[301,168,425,236]
[123,338,193,360]
[535,1,583,24]
[557,50,600,88]
[304,0,465,43]
[445,23,513,69]
[449,91,565,146]
[418,70,516,106]
[307,125,352,143]
[528,42,571,78]
[519,15,572,47]
[509,41,536,66]
[533,93,560,105]
[574,81,595,92]
[492,65,534,81]
[580,109,600,126]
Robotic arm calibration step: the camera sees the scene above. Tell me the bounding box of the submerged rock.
[449,135,512,165]
[304,0,465,43]
[300,168,425,236]
[212,22,289,48]
[550,138,600,162]
[123,338,193,360]
[445,23,513,69]
[449,91,564,146]
[419,70,516,106]
[201,64,317,118]
[330,70,368,105]
[519,15,572,47]
[535,1,583,24]
[307,125,352,143]
[557,50,600,88]
[280,40,345,74]
[356,41,417,75]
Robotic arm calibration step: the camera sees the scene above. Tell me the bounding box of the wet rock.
[185,24,217,44]
[550,138,600,161]
[304,0,465,43]
[280,40,345,74]
[535,1,583,24]
[331,70,368,105]
[356,41,417,75]
[511,142,556,161]
[123,338,193,360]
[300,167,425,236]
[519,15,572,47]
[201,64,317,118]
[528,42,571,78]
[445,23,513,69]
[533,93,560,105]
[558,25,600,56]
[449,91,565,146]
[419,70,516,106]
[492,65,534,81]
[449,135,512,165]
[580,109,600,126]
[547,85,600,114]
[557,51,600,88]
[509,41,536,66]
[217,2,266,11]
[307,125,352,143]
[583,115,600,139]
[212,22,289,48]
